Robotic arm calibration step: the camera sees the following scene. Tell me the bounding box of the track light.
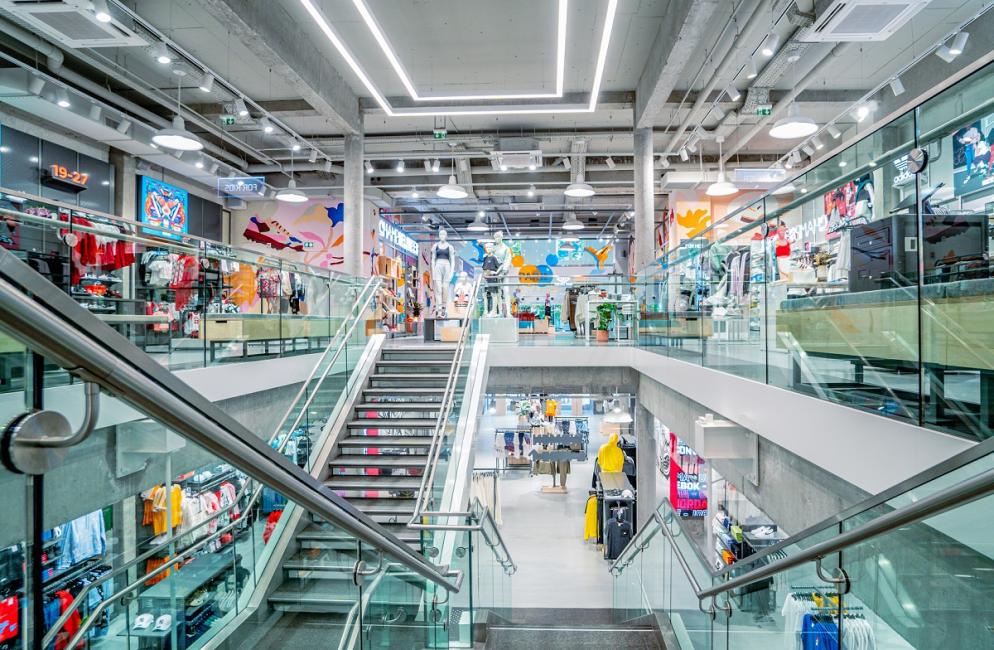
[605,156,616,169]
[324,160,333,173]
[527,184,536,197]
[802,144,815,157]
[365,160,375,174]
[286,138,301,152]
[91,0,112,23]
[935,45,956,63]
[198,72,215,93]
[431,158,440,173]
[561,157,571,170]
[411,187,419,198]
[528,162,537,171]
[712,105,726,121]
[746,59,758,79]
[28,77,45,96]
[660,156,671,168]
[423,159,432,173]
[308,149,318,164]
[950,31,969,55]
[852,104,871,122]
[396,159,405,173]
[152,42,172,65]
[679,147,689,162]
[116,118,132,135]
[827,124,841,139]
[760,31,780,57]
[233,98,249,117]
[725,84,741,102]
[195,156,205,169]
[55,87,71,108]
[889,77,905,97]
[789,151,802,165]
[88,104,102,121]
[259,116,274,133]
[686,139,697,154]
[811,135,824,150]
[209,162,219,174]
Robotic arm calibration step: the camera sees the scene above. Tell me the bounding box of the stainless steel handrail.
[38,274,383,647]
[0,245,460,617]
[408,277,483,523]
[612,466,994,612]
[410,499,517,575]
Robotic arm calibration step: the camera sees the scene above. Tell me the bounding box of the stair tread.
[348,499,417,514]
[377,360,452,366]
[355,403,441,410]
[347,418,437,427]
[339,435,434,447]
[324,475,422,489]
[363,387,446,394]
[329,455,427,468]
[301,524,419,542]
[371,373,450,379]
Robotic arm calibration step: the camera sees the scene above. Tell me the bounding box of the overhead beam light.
[423,159,432,173]
[365,160,375,174]
[233,98,249,117]
[949,31,969,56]
[889,77,905,96]
[259,116,274,133]
[745,59,758,80]
[396,159,405,172]
[91,0,112,23]
[431,158,440,173]
[300,0,617,117]
[197,72,215,93]
[605,156,616,169]
[759,31,780,57]
[827,124,841,139]
[55,87,71,108]
[152,42,172,65]
[725,84,741,102]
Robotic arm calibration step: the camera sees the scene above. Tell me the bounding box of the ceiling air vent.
[0,0,148,48]
[800,0,930,42]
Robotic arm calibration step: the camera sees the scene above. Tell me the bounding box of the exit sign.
[433,128,447,140]
[219,115,237,126]
[756,104,772,116]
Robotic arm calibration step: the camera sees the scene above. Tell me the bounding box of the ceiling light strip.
[587,0,619,112]
[352,0,567,102]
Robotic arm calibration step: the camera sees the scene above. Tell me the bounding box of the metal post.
[344,133,365,277]
[29,352,44,650]
[633,126,655,270]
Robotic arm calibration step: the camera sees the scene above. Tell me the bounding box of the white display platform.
[480,317,519,343]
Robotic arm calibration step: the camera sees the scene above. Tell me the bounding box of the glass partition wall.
[636,59,994,443]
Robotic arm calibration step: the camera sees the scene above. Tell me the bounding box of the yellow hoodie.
[597,433,625,473]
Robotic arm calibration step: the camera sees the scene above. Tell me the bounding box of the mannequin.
[431,229,455,317]
[452,271,473,308]
[491,231,512,317]
[482,243,500,316]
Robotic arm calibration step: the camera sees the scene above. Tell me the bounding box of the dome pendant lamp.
[706,137,738,197]
[769,103,818,140]
[437,160,468,199]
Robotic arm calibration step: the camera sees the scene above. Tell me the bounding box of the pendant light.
[769,103,817,139]
[562,213,585,230]
[467,212,489,232]
[153,83,203,151]
[437,160,468,199]
[276,149,307,203]
[706,137,738,197]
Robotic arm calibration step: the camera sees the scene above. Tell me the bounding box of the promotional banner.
[668,432,708,517]
[139,176,189,239]
[953,115,994,195]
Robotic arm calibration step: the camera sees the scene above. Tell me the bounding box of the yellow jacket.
[597,433,625,473]
[584,495,598,540]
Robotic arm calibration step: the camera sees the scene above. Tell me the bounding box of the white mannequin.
[482,242,500,317]
[431,229,455,317]
[453,271,473,307]
[491,231,512,317]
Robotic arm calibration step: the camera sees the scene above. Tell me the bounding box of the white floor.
[474,412,618,610]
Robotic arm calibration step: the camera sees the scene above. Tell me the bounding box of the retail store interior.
[2,0,994,649]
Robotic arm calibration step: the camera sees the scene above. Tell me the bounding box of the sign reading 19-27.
[140,176,189,239]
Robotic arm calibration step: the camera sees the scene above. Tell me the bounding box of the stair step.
[355,402,441,412]
[376,359,452,367]
[362,387,446,396]
[324,475,423,491]
[329,455,427,469]
[347,498,417,516]
[371,373,450,380]
[347,418,437,428]
[303,522,420,543]
[268,579,358,613]
[339,435,434,449]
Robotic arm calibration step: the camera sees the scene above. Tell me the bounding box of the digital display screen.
[139,176,189,239]
[669,432,708,517]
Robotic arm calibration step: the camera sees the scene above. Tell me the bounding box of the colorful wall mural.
[456,238,616,285]
[232,198,378,273]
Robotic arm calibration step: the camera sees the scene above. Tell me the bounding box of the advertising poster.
[668,432,708,517]
[952,114,994,196]
[139,176,189,239]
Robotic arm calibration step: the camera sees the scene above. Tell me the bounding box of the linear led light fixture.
[300,0,617,117]
[352,0,568,101]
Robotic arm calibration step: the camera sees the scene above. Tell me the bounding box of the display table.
[198,314,337,360]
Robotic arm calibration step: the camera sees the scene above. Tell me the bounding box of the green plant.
[596,302,617,331]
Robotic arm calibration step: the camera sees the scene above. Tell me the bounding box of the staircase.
[267,343,457,614]
[483,610,666,649]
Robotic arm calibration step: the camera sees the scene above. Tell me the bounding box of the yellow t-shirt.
[545,399,558,418]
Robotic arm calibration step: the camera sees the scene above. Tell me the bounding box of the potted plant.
[595,302,617,342]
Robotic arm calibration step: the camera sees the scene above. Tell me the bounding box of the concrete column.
[635,402,657,530]
[633,127,655,270]
[110,150,137,220]
[343,133,365,277]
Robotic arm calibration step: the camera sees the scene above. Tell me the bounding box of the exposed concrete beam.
[634,0,721,129]
[198,0,361,134]
[368,90,636,112]
[188,98,317,117]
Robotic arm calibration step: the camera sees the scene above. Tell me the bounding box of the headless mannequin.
[431,229,455,317]
[491,231,512,317]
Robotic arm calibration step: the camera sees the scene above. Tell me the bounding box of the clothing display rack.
[530,419,587,493]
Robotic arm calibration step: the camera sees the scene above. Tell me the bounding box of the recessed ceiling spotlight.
[152,42,172,65]
[950,31,969,56]
[197,72,215,93]
[396,159,405,172]
[290,140,302,152]
[91,0,112,23]
[759,31,780,57]
[365,160,375,174]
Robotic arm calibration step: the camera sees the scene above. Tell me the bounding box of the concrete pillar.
[635,402,657,530]
[633,127,655,270]
[110,150,137,220]
[343,133,365,277]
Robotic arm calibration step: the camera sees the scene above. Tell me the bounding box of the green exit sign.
[756,104,772,116]
[219,115,237,126]
[433,128,447,140]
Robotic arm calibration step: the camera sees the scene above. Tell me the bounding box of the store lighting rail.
[353,0,567,102]
[301,0,618,116]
